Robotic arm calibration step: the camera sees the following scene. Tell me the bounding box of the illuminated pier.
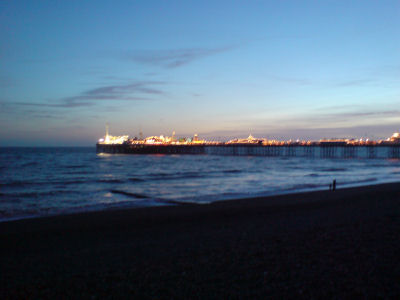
[96,130,400,158]
[96,143,400,158]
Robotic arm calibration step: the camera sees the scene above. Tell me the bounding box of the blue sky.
[1,0,399,146]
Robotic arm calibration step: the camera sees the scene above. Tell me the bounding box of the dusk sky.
[1,0,399,146]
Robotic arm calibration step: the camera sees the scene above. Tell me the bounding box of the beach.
[1,182,400,299]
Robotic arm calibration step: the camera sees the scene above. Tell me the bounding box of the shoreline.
[2,181,400,298]
[1,179,396,224]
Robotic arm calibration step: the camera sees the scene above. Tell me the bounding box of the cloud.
[123,46,235,68]
[11,101,96,108]
[7,81,166,109]
[307,109,400,123]
[61,81,165,105]
[197,106,400,141]
[284,109,400,131]
[334,78,375,87]
[332,65,400,88]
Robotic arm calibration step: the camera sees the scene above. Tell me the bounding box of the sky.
[1,0,399,146]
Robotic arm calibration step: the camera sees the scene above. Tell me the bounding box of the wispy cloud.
[123,46,235,68]
[307,109,400,122]
[8,81,166,109]
[11,101,95,108]
[292,108,400,130]
[198,106,400,140]
[334,78,376,87]
[331,65,400,88]
[62,81,165,105]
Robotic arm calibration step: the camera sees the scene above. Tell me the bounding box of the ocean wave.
[0,181,33,188]
[342,177,378,185]
[35,179,90,186]
[154,198,195,205]
[3,190,80,198]
[129,177,145,182]
[146,169,242,181]
[21,162,39,167]
[97,179,125,183]
[1,179,103,188]
[370,164,389,168]
[110,189,149,199]
[148,171,196,177]
[0,180,61,188]
[223,169,242,173]
[286,183,326,191]
[56,180,88,185]
[148,172,205,181]
[318,167,347,172]
[62,170,91,175]
[307,173,320,177]
[0,197,22,203]
[64,165,86,169]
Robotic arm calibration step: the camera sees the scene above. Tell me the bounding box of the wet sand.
[1,183,400,299]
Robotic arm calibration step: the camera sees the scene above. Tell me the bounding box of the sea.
[1,147,400,222]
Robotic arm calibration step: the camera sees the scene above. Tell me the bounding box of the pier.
[96,144,400,159]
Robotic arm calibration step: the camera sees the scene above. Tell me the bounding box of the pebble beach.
[1,182,400,298]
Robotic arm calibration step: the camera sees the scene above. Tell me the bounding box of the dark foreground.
[1,183,400,299]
